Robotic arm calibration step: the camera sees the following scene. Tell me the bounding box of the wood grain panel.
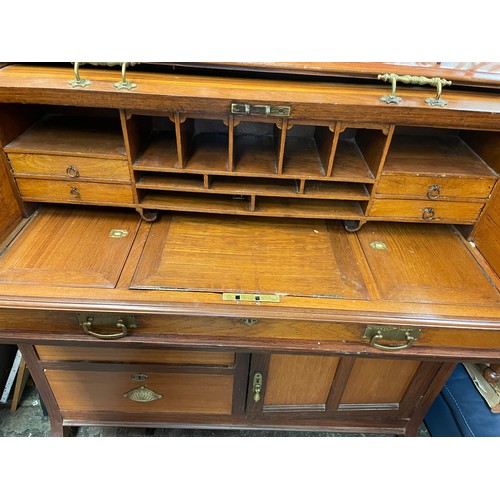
[131,213,369,299]
[340,358,420,405]
[264,354,339,406]
[472,186,500,277]
[357,222,500,305]
[0,206,140,287]
[45,369,234,414]
[16,178,134,204]
[36,345,235,365]
[9,153,130,181]
[369,199,483,221]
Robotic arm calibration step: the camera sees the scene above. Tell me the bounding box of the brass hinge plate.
[231,103,291,117]
[76,313,137,329]
[363,325,421,341]
[222,293,280,303]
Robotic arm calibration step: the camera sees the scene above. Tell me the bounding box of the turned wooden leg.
[483,363,500,383]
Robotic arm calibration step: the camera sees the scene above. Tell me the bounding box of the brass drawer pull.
[422,207,435,220]
[66,165,80,178]
[363,325,421,351]
[427,184,441,200]
[123,386,162,402]
[369,331,417,351]
[70,186,80,198]
[81,316,129,339]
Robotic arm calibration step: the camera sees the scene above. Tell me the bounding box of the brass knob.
[422,207,435,220]
[427,184,441,200]
[70,187,80,198]
[66,165,80,178]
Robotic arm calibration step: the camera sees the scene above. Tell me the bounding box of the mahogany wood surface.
[0,64,498,436]
[0,66,499,130]
[45,369,235,414]
[472,184,500,278]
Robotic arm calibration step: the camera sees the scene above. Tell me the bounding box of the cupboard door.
[248,354,438,422]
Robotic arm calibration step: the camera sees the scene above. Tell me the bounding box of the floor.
[0,381,431,437]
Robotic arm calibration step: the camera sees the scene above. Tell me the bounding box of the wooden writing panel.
[357,222,500,305]
[0,207,140,288]
[131,214,369,299]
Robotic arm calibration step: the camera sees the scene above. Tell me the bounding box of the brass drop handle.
[81,316,129,339]
[369,331,417,351]
[66,165,80,178]
[427,184,441,200]
[252,372,263,403]
[70,187,80,198]
[422,207,435,220]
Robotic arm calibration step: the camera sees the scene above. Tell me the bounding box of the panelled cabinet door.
[247,354,442,423]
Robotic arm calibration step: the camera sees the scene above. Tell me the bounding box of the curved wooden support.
[483,363,500,384]
[137,208,159,222]
[343,219,365,232]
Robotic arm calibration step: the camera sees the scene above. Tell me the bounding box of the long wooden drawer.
[45,367,234,415]
[16,178,134,204]
[8,153,131,181]
[376,174,495,200]
[369,199,484,221]
[36,345,235,366]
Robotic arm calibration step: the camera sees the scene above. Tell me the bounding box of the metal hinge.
[222,293,280,303]
[231,103,291,117]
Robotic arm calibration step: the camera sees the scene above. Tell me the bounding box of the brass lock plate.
[76,313,137,329]
[222,293,280,303]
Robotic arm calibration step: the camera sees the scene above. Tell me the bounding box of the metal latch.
[231,103,291,117]
[363,325,421,351]
[222,293,280,303]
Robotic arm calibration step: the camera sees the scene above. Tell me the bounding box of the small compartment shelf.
[5,108,126,158]
[281,125,334,177]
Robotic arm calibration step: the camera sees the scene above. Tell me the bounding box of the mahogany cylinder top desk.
[0,62,498,436]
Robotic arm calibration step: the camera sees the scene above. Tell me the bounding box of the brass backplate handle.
[77,313,137,340]
[123,386,162,402]
[363,325,421,351]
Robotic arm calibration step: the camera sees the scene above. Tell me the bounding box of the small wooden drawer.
[16,178,134,204]
[44,367,234,415]
[369,199,484,222]
[376,174,495,200]
[8,153,131,181]
[36,345,235,366]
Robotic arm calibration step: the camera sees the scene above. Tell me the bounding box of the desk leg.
[17,344,65,437]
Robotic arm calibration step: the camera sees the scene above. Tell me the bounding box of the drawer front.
[369,199,483,221]
[376,174,495,200]
[45,368,234,415]
[8,153,131,181]
[36,345,235,366]
[16,178,134,204]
